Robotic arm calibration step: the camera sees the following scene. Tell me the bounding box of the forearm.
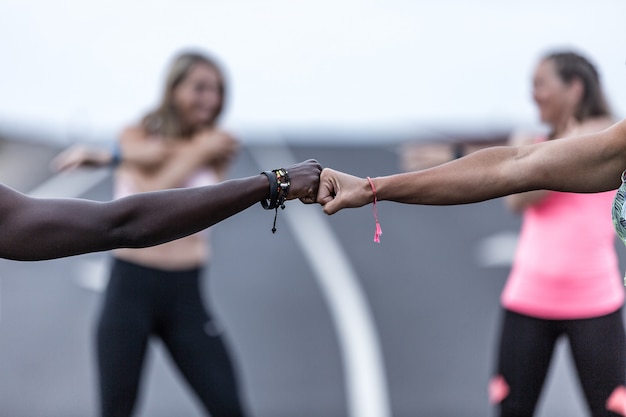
[375,131,624,205]
[4,175,268,261]
[373,145,527,205]
[320,124,626,215]
[111,175,267,246]
[131,156,204,191]
[133,146,230,191]
[118,135,171,170]
[120,138,237,191]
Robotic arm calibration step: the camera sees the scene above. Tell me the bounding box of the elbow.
[108,220,161,249]
[103,202,150,249]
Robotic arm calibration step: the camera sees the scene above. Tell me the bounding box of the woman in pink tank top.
[397,50,626,417]
[378,49,625,417]
[484,50,626,417]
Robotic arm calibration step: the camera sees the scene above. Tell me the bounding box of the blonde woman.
[56,51,267,417]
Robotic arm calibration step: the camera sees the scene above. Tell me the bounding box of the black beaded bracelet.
[260,171,279,210]
[274,168,290,207]
[260,168,290,233]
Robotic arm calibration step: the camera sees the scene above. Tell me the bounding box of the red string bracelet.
[366,177,382,243]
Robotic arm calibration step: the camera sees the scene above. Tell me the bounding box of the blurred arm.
[117,126,171,170]
[400,141,505,172]
[51,126,170,172]
[132,129,239,190]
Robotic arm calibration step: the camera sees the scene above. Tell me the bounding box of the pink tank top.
[501,190,624,319]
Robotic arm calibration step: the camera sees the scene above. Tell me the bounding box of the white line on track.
[249,142,391,417]
[474,231,519,268]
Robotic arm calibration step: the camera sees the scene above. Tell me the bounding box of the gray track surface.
[0,142,624,417]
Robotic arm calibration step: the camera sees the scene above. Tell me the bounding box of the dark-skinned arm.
[0,160,321,261]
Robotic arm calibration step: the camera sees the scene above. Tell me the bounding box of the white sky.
[1,0,625,143]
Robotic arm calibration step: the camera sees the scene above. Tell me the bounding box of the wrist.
[260,168,290,234]
[364,177,377,204]
[260,171,278,209]
[365,176,383,243]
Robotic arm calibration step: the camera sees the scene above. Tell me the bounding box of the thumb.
[317,191,335,206]
[321,196,343,215]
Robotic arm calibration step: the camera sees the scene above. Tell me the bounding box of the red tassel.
[374,221,382,243]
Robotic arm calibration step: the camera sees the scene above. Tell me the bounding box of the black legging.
[96,258,248,417]
[494,308,626,417]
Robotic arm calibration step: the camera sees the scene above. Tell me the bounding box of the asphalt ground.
[0,140,624,417]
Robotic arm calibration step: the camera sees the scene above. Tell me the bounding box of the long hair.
[142,51,226,138]
[542,51,611,122]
